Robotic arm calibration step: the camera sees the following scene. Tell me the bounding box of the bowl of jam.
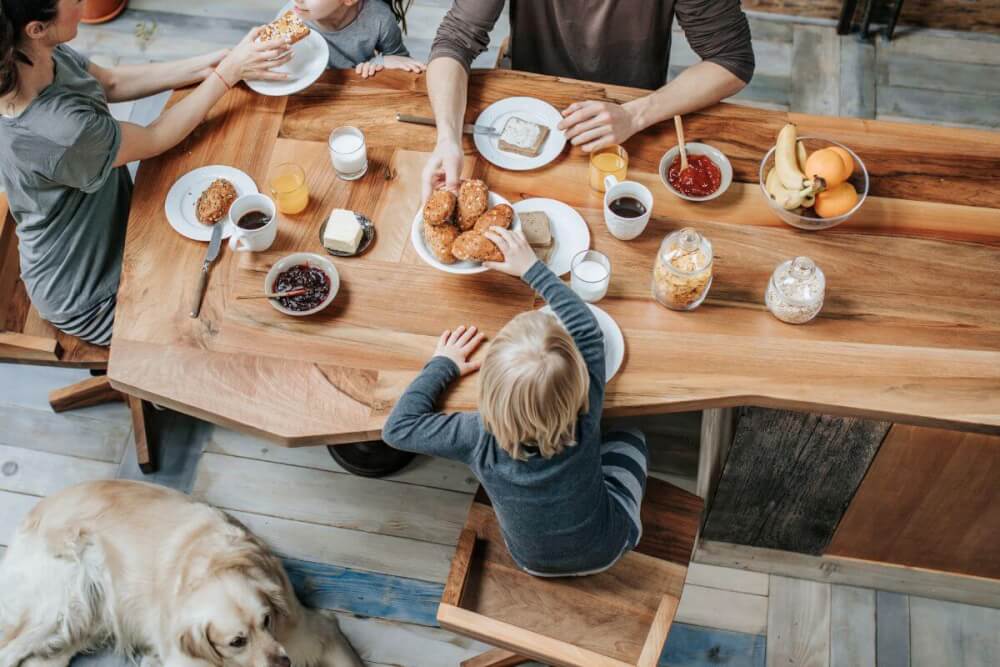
[658,142,732,202]
[264,253,339,317]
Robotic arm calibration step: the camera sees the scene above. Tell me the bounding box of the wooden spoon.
[236,288,309,300]
[674,115,689,172]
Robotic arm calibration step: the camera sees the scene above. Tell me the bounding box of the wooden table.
[108,69,1000,447]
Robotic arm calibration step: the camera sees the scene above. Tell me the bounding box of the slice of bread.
[258,11,310,45]
[534,245,553,263]
[519,211,552,247]
[498,117,550,157]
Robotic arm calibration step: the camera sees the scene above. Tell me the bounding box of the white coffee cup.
[228,194,278,252]
[603,175,653,241]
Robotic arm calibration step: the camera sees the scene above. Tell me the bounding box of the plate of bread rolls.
[411,179,520,274]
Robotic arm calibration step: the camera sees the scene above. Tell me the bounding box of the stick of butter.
[323,209,363,254]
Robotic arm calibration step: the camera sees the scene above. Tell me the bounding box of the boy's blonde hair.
[479,311,589,460]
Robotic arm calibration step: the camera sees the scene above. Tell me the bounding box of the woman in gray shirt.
[0,0,291,345]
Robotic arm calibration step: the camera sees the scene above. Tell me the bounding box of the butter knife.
[395,113,499,137]
[190,221,224,318]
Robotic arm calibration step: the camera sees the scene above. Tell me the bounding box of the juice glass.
[270,163,309,215]
[589,145,628,192]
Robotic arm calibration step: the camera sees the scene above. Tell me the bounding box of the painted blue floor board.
[284,557,443,628]
[660,623,766,667]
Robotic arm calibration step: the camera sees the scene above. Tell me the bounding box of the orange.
[805,148,850,188]
[814,182,859,218]
[829,146,854,179]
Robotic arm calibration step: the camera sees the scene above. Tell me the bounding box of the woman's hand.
[483,227,538,278]
[216,27,293,84]
[434,325,485,376]
[557,100,639,153]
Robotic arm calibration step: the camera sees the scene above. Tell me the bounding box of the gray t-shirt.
[307,0,409,69]
[0,45,131,322]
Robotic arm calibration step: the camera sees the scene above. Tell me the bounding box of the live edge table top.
[108,69,1000,446]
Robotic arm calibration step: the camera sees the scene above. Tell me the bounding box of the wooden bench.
[441,480,704,667]
[0,194,158,472]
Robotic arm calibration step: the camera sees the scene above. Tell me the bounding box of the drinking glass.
[269,163,309,215]
[571,250,611,303]
[589,145,628,192]
[329,126,368,181]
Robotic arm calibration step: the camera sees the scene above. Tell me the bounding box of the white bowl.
[265,252,339,317]
[410,191,519,275]
[658,142,733,202]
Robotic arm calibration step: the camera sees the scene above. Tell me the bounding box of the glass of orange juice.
[589,145,628,192]
[270,163,309,215]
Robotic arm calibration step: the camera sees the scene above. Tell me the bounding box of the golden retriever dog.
[0,481,362,667]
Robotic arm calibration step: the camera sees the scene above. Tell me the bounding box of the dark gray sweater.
[382,262,636,574]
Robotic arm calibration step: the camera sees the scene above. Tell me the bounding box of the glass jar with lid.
[765,256,825,324]
[652,227,713,311]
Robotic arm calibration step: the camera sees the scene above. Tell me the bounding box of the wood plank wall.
[742,0,1000,34]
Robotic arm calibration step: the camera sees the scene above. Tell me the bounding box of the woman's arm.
[88,50,229,103]
[112,29,290,167]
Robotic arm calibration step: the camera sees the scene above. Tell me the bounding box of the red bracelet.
[212,69,233,90]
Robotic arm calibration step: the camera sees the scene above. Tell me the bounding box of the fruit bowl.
[759,137,869,231]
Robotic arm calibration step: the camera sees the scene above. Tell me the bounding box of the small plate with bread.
[411,180,520,275]
[474,97,567,171]
[513,198,590,277]
[246,7,328,97]
[164,165,259,242]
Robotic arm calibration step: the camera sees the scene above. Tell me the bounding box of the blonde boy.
[383,227,648,576]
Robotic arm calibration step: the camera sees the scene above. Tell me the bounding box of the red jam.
[668,154,722,198]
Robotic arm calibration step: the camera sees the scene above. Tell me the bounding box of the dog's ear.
[179,622,223,666]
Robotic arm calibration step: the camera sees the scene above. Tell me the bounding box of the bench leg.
[48,375,124,413]
[127,395,158,474]
[461,649,530,667]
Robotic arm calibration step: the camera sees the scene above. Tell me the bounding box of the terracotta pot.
[81,0,129,25]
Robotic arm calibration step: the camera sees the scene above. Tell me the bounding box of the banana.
[775,124,809,191]
[802,193,816,208]
[767,165,821,211]
[796,141,808,174]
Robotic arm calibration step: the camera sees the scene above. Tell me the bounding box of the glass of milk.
[328,126,368,181]
[570,250,611,303]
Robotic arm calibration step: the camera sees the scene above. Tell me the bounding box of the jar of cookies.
[652,227,713,311]
[765,256,825,324]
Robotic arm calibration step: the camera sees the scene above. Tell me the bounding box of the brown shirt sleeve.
[674,0,755,84]
[428,0,507,72]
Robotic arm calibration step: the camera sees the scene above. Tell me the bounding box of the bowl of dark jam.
[658,142,732,202]
[264,253,339,316]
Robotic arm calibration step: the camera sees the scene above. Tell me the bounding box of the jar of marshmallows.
[765,256,825,324]
[652,227,713,311]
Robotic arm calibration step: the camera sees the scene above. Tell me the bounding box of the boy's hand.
[383,55,426,74]
[483,227,538,278]
[434,325,485,376]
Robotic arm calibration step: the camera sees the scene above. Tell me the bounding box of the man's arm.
[560,0,754,152]
[420,0,505,201]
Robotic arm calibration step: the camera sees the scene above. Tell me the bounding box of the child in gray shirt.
[290,1,425,77]
[383,227,649,576]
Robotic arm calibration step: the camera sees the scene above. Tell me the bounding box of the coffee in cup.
[228,194,278,252]
[603,175,653,241]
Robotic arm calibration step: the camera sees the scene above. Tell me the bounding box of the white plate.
[246,7,328,97]
[164,165,259,242]
[474,97,567,171]
[541,303,624,383]
[411,191,518,275]
[513,198,590,277]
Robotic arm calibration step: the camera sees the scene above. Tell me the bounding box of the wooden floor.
[2,361,999,666]
[1,3,998,666]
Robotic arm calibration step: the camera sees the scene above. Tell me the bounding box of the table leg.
[327,440,417,477]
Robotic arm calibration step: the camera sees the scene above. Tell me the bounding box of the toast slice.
[258,11,310,45]
[498,117,550,157]
[519,211,552,248]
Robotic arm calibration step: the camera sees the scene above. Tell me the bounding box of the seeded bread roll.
[423,221,459,264]
[457,179,489,230]
[422,190,457,226]
[452,231,503,263]
[196,179,238,225]
[472,204,514,234]
[257,11,310,45]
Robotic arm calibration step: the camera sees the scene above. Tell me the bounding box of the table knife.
[395,113,499,137]
[190,222,224,318]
